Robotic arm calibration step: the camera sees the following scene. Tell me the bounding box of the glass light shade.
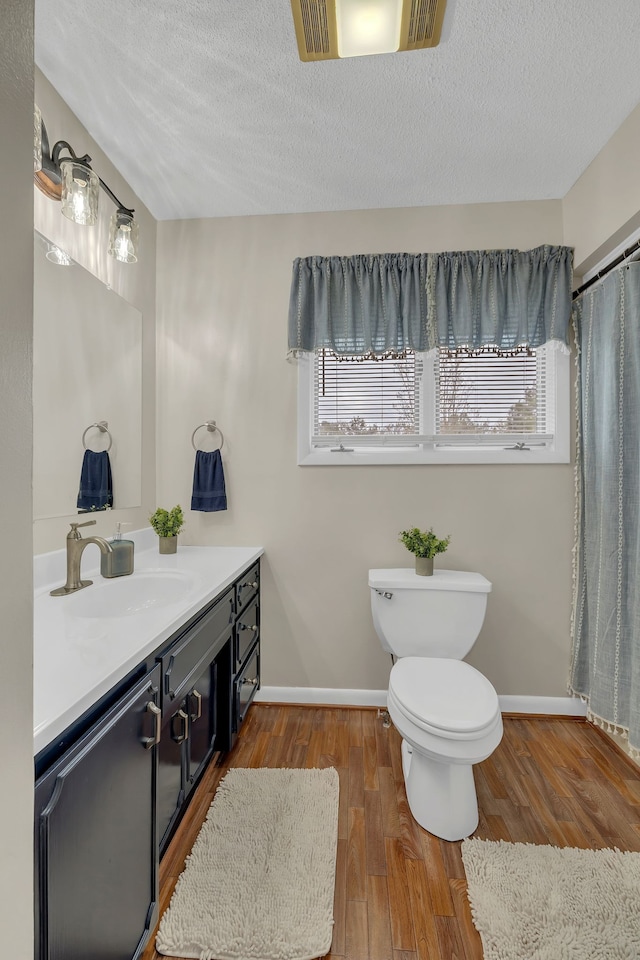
[60,159,99,225]
[45,244,72,266]
[335,0,403,58]
[108,210,139,263]
[34,104,42,173]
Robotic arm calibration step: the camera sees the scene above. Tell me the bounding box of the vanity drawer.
[162,588,234,703]
[234,645,260,732]
[236,561,260,615]
[235,598,259,669]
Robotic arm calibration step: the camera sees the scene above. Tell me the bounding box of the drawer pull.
[240,677,258,687]
[142,701,161,749]
[238,623,258,632]
[241,580,258,590]
[171,708,189,744]
[188,688,202,722]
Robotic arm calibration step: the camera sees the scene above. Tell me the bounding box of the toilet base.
[401,740,479,842]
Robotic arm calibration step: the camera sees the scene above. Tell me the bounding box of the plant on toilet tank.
[399,527,451,576]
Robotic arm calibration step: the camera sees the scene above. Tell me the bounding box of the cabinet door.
[233,643,260,733]
[35,665,161,960]
[157,699,188,850]
[235,598,259,671]
[186,658,216,785]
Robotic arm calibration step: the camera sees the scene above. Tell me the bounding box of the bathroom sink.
[66,570,198,619]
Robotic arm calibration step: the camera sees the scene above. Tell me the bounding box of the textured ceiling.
[35,0,640,221]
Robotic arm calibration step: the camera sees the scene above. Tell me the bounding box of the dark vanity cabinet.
[232,561,261,742]
[34,665,162,960]
[34,558,261,958]
[157,563,261,844]
[157,587,234,850]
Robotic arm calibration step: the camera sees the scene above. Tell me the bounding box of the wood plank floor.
[142,705,640,960]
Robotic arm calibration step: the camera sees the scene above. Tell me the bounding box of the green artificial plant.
[149,504,185,538]
[399,526,451,559]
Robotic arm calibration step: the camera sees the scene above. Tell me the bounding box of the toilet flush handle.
[375,589,393,599]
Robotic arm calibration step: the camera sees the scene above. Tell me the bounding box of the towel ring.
[191,420,225,452]
[82,421,113,452]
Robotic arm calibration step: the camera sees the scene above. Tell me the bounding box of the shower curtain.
[570,260,640,753]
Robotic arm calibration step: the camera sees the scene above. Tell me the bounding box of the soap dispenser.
[101,522,135,578]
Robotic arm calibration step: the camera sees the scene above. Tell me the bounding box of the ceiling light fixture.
[290,0,447,61]
[34,109,139,264]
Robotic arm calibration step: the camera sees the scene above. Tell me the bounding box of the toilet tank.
[369,568,492,659]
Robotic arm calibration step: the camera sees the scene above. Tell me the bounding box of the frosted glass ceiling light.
[34,114,138,265]
[108,209,139,263]
[290,0,447,61]
[335,0,402,58]
[60,158,99,226]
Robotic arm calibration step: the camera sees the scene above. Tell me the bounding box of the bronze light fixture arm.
[50,139,92,169]
[97,175,135,219]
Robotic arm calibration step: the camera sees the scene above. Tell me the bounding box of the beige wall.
[563,103,640,275]
[157,200,575,697]
[1,0,34,953]
[33,70,157,554]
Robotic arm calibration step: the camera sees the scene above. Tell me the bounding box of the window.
[297,345,570,464]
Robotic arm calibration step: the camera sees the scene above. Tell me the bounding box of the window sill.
[298,446,571,466]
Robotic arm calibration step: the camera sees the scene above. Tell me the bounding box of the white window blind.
[314,348,547,438]
[435,348,546,436]
[315,349,419,436]
[301,344,569,464]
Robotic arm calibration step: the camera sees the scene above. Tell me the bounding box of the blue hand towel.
[191,449,227,512]
[77,450,113,511]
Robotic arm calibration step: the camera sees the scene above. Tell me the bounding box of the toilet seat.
[388,657,501,740]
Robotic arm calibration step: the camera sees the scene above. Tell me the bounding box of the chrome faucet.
[50,520,113,597]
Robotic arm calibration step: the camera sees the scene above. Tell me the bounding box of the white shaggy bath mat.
[461,838,640,959]
[156,767,339,960]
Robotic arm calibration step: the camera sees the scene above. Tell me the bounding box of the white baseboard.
[255,686,387,708]
[255,686,587,716]
[498,695,587,716]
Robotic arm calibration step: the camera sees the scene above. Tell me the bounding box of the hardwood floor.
[142,705,640,960]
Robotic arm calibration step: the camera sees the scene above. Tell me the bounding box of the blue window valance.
[288,245,573,357]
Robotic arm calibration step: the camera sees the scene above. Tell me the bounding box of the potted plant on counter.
[399,526,451,576]
[150,505,184,554]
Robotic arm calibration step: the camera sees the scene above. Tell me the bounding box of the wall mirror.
[33,231,142,520]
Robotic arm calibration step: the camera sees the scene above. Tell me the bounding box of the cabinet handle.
[238,622,258,632]
[188,688,202,722]
[241,580,258,589]
[142,701,161,750]
[171,708,189,744]
[240,677,258,687]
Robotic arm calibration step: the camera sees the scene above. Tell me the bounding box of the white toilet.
[369,568,503,841]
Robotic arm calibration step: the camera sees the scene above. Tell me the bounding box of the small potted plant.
[399,526,451,576]
[150,505,185,554]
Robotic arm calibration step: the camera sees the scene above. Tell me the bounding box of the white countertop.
[33,531,263,755]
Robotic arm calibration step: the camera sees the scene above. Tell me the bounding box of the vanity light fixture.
[34,104,42,174]
[45,243,72,266]
[33,109,139,264]
[290,0,447,61]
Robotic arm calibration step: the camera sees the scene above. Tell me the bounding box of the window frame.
[297,347,571,466]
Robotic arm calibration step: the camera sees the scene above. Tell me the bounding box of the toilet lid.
[389,657,500,734]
